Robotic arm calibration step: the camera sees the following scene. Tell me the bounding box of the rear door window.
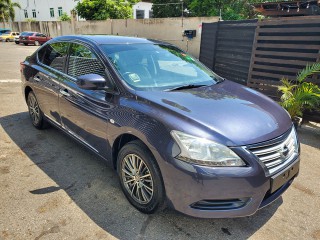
[37,42,69,72]
[67,43,105,78]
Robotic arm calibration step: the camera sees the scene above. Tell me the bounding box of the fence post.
[212,21,220,71]
[199,22,219,70]
[247,20,259,88]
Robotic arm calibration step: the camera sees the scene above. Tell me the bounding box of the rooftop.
[53,35,161,45]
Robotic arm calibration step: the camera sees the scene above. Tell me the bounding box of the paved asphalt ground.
[0,42,320,240]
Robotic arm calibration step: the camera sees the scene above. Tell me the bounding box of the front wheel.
[5,38,9,42]
[117,140,165,214]
[27,91,48,129]
[15,41,19,44]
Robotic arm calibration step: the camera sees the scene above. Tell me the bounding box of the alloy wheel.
[28,94,40,125]
[121,154,154,204]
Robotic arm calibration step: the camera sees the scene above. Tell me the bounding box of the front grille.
[247,127,298,175]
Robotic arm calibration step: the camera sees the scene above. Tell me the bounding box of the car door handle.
[33,76,41,82]
[60,89,71,97]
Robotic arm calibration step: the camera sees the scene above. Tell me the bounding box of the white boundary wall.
[10,17,219,58]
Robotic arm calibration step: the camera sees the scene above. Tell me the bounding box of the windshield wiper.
[166,84,207,91]
[217,77,225,83]
[210,75,225,83]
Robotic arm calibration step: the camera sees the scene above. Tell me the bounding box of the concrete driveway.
[0,42,320,240]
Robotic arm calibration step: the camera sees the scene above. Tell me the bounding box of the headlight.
[171,130,245,167]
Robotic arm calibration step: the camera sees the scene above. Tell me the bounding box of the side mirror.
[76,74,107,90]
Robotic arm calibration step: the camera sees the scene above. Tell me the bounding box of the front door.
[59,43,112,157]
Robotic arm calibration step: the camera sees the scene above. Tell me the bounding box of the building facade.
[13,0,78,21]
[133,1,153,19]
[13,0,153,22]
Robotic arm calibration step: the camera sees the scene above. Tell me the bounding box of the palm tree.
[278,62,320,125]
[0,0,21,27]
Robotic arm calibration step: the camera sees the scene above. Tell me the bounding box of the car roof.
[52,35,169,45]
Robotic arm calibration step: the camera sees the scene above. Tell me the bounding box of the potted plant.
[278,62,320,128]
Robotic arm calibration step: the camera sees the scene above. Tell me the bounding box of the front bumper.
[157,150,299,218]
[0,38,9,42]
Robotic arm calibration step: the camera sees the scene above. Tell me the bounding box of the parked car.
[21,35,300,218]
[19,32,51,46]
[14,35,20,44]
[0,32,19,42]
[0,28,11,35]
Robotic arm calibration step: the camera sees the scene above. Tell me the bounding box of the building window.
[50,8,54,18]
[58,7,63,17]
[136,10,144,19]
[32,9,36,18]
[149,11,153,18]
[24,10,28,18]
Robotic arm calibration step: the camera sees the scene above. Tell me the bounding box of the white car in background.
[14,34,20,44]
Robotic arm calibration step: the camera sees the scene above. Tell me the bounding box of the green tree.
[152,0,192,18]
[0,0,21,26]
[188,0,229,17]
[75,0,139,20]
[152,0,289,20]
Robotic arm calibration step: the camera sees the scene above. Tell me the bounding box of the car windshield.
[100,43,221,91]
[21,32,34,36]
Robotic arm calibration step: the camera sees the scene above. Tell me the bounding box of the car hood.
[135,80,292,146]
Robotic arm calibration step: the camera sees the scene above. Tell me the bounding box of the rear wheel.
[27,91,48,129]
[117,140,165,214]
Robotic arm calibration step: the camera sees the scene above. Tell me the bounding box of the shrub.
[278,63,320,119]
[60,13,71,21]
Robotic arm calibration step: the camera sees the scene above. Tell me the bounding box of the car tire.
[15,41,19,44]
[23,43,28,46]
[117,140,165,214]
[34,41,40,46]
[27,91,48,129]
[5,38,9,42]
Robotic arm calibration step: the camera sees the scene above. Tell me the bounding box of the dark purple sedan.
[20,35,300,218]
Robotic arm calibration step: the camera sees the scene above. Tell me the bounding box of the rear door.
[35,33,45,44]
[59,42,111,157]
[34,42,70,125]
